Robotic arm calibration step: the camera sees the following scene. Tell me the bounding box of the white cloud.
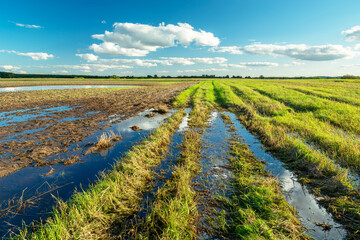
[292,61,305,65]
[159,57,227,65]
[180,68,228,73]
[14,22,43,28]
[0,50,54,60]
[52,70,69,74]
[242,43,355,61]
[19,70,27,74]
[90,57,227,67]
[121,71,133,75]
[0,65,20,71]
[222,62,278,68]
[211,43,356,61]
[209,46,243,54]
[342,26,360,42]
[98,58,157,67]
[284,61,305,67]
[90,22,220,56]
[76,53,99,62]
[101,20,106,24]
[57,64,133,72]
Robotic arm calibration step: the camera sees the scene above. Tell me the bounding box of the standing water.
[222,111,347,240]
[0,85,138,92]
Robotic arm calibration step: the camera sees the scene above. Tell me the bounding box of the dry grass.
[93,131,121,151]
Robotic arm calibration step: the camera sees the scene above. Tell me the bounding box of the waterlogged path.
[224,111,347,239]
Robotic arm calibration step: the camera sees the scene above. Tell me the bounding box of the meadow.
[1,78,359,239]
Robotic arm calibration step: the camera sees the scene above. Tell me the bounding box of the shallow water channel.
[0,109,174,237]
[0,85,138,92]
[191,110,346,239]
[222,111,347,240]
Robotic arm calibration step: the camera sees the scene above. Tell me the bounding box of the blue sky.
[1,0,360,77]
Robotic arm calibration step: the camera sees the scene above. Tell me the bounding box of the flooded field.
[0,108,175,237]
[1,79,359,239]
[0,85,138,92]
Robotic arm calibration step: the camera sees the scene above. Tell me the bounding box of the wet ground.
[0,94,349,239]
[224,111,347,240]
[188,110,346,239]
[194,110,234,239]
[0,109,175,237]
[0,84,191,177]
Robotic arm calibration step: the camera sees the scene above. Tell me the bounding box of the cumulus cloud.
[210,43,356,61]
[90,57,227,67]
[90,22,220,56]
[76,53,99,62]
[222,62,278,68]
[0,65,20,71]
[209,46,243,54]
[0,50,54,60]
[13,22,43,28]
[159,57,227,65]
[342,26,360,42]
[57,64,133,72]
[243,44,356,61]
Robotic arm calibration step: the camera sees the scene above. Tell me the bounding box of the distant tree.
[259,75,264,79]
[342,74,360,79]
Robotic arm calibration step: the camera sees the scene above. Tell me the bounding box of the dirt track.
[0,83,194,177]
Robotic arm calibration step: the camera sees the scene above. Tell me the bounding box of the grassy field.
[7,78,360,239]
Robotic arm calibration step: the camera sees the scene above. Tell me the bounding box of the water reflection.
[0,85,138,92]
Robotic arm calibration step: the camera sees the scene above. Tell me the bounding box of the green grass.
[211,79,360,238]
[222,134,308,239]
[140,84,213,239]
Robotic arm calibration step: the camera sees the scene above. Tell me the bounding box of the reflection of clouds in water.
[278,170,346,239]
[113,110,173,133]
[0,85,137,92]
[4,87,15,92]
[207,110,218,124]
[178,110,190,132]
[278,169,295,192]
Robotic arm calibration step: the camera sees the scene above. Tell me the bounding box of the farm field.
[1,78,359,239]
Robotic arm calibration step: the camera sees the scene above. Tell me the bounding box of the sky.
[1,0,360,77]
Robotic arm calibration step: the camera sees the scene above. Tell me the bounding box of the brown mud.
[0,83,194,178]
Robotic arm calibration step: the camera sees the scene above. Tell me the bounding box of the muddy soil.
[0,83,193,177]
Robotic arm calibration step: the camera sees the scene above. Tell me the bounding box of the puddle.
[0,106,73,127]
[0,85,138,92]
[0,109,174,238]
[223,111,347,240]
